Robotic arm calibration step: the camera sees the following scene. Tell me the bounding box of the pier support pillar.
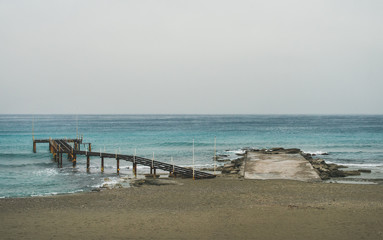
[153,168,157,178]
[60,153,63,168]
[150,166,153,175]
[87,154,90,172]
[133,162,137,177]
[33,141,36,153]
[116,158,120,174]
[73,154,76,167]
[89,143,91,152]
[57,151,60,167]
[101,157,104,173]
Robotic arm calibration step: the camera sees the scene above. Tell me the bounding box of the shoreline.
[1,177,383,239]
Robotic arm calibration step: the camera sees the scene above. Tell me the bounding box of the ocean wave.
[338,163,383,168]
[0,162,53,168]
[30,189,84,198]
[159,141,213,147]
[225,149,246,155]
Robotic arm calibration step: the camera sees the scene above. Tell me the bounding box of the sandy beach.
[1,177,382,240]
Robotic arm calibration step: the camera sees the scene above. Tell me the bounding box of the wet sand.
[1,177,383,240]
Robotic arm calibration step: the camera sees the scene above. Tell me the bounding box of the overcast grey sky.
[0,0,382,114]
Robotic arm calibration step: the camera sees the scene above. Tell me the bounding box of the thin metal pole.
[214,136,216,175]
[76,115,78,139]
[32,117,34,141]
[193,139,195,180]
[171,157,174,173]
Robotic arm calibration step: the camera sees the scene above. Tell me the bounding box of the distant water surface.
[0,115,382,198]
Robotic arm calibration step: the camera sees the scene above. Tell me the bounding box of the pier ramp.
[242,150,321,182]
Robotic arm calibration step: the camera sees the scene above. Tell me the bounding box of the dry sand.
[1,177,383,240]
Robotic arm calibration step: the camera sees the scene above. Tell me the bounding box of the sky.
[0,0,382,114]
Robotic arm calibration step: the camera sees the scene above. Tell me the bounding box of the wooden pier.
[33,138,216,179]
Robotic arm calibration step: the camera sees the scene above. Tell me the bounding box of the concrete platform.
[241,151,321,182]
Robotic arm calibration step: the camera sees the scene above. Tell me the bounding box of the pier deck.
[33,138,215,179]
[242,151,320,182]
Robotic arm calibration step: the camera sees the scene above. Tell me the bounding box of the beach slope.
[1,178,382,240]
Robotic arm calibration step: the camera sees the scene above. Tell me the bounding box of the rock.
[358,169,371,173]
[216,166,223,171]
[223,163,235,168]
[91,188,101,192]
[329,170,346,178]
[312,159,326,165]
[216,159,231,162]
[319,166,330,173]
[337,165,348,169]
[285,148,301,154]
[144,174,160,179]
[271,147,285,151]
[342,171,361,176]
[327,164,339,171]
[101,183,112,189]
[221,167,234,174]
[319,173,330,180]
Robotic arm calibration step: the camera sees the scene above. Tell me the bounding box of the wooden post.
[60,153,63,168]
[153,168,157,178]
[116,158,120,174]
[73,153,76,167]
[33,141,36,153]
[101,157,104,173]
[87,154,90,172]
[133,149,137,177]
[57,148,60,168]
[89,143,91,152]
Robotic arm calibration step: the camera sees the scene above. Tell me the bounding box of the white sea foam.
[33,168,59,177]
[326,180,377,185]
[303,151,329,155]
[225,149,246,155]
[338,163,382,168]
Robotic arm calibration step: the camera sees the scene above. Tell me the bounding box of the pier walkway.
[33,138,215,179]
[242,150,320,182]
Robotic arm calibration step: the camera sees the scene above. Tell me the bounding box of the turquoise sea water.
[1,115,382,198]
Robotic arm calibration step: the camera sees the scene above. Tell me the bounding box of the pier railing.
[33,138,216,179]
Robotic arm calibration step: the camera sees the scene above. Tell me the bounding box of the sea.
[1,114,382,198]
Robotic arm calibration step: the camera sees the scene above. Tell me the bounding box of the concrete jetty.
[242,150,321,182]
